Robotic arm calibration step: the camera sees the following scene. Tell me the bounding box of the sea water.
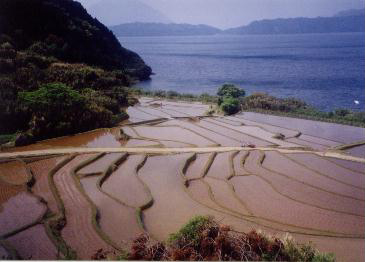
[120,33,365,111]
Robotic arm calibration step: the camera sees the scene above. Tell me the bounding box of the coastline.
[131,92,365,128]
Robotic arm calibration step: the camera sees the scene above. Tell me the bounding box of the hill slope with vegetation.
[0,0,151,146]
[0,0,151,79]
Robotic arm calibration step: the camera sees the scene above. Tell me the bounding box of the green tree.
[220,97,240,115]
[217,84,245,98]
[19,82,85,112]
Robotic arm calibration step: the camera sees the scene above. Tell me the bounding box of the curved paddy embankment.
[0,98,364,261]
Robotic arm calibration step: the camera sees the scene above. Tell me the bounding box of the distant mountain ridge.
[87,0,172,26]
[334,8,364,17]
[109,8,365,38]
[110,22,221,37]
[224,12,365,35]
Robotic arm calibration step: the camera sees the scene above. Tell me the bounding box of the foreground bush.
[92,216,335,261]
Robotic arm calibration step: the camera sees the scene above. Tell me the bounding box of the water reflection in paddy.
[4,128,124,152]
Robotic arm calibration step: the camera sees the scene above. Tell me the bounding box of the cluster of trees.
[0,37,137,146]
[14,83,130,145]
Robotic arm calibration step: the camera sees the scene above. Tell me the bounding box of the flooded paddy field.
[0,97,364,260]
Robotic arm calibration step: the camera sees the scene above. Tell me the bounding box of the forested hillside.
[0,0,151,146]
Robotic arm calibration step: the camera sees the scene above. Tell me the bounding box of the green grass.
[282,236,335,262]
[167,215,212,247]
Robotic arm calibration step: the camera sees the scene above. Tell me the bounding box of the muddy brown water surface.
[3,128,123,153]
[0,192,47,236]
[346,144,365,158]
[0,99,364,260]
[6,224,58,260]
[239,112,365,144]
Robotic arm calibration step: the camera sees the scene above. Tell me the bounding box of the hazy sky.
[78,0,365,29]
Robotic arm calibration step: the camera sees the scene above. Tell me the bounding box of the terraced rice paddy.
[0,97,364,260]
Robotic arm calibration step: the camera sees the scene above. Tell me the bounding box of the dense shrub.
[0,77,30,133]
[220,97,241,115]
[154,90,167,98]
[168,216,212,248]
[241,92,365,126]
[167,90,179,98]
[0,42,17,59]
[17,82,127,142]
[96,216,335,261]
[19,83,84,111]
[334,108,350,117]
[0,44,135,140]
[217,84,246,99]
[241,92,307,112]
[45,63,131,90]
[216,84,245,115]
